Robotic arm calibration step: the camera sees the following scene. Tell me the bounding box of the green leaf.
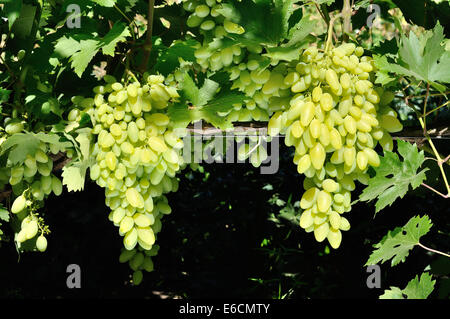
[264,44,307,62]
[61,165,86,192]
[71,39,99,78]
[0,89,12,104]
[61,130,92,192]
[200,91,248,129]
[54,36,82,58]
[1,133,41,165]
[286,14,318,46]
[152,39,197,76]
[219,0,296,45]
[403,272,436,298]
[374,22,450,92]
[380,272,436,299]
[54,23,131,77]
[198,79,220,106]
[372,55,397,86]
[0,132,70,165]
[100,22,131,56]
[10,3,36,39]
[359,140,428,213]
[0,205,10,222]
[1,0,23,30]
[379,286,405,299]
[167,102,192,129]
[91,0,116,7]
[180,73,200,106]
[366,215,433,267]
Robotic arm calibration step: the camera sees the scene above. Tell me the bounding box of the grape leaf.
[359,140,428,213]
[54,23,131,77]
[62,165,86,192]
[1,133,41,165]
[70,39,99,78]
[286,14,318,46]
[1,0,23,30]
[380,272,436,299]
[218,0,296,45]
[198,79,220,106]
[167,102,192,129]
[199,91,248,129]
[92,0,116,7]
[54,36,81,58]
[0,205,10,222]
[10,3,36,39]
[403,272,436,298]
[172,74,247,129]
[379,287,405,299]
[366,215,433,267]
[0,89,12,104]
[180,73,200,106]
[152,39,197,76]
[0,132,70,165]
[0,204,9,241]
[100,23,131,56]
[373,22,450,92]
[61,130,92,192]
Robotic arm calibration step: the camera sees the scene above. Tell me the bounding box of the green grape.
[5,121,24,134]
[137,227,155,247]
[25,219,38,240]
[314,222,329,242]
[132,270,143,285]
[327,228,342,249]
[11,194,27,214]
[36,235,48,252]
[317,190,332,213]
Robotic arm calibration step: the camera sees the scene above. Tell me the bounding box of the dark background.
[0,141,449,299]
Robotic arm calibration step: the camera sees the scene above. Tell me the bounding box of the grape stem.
[244,136,262,158]
[324,13,342,54]
[126,69,139,83]
[421,183,449,199]
[423,100,450,118]
[113,4,137,41]
[324,17,335,54]
[419,117,450,197]
[417,242,450,258]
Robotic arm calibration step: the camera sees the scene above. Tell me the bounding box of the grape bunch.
[86,74,183,284]
[184,0,245,37]
[236,131,270,168]
[184,0,280,122]
[268,43,402,248]
[3,140,65,251]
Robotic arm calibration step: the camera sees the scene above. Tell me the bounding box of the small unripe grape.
[133,270,143,285]
[36,235,48,252]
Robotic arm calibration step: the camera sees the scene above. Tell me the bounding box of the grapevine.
[0,0,448,297]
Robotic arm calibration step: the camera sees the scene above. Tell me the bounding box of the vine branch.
[138,0,155,73]
[342,0,352,41]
